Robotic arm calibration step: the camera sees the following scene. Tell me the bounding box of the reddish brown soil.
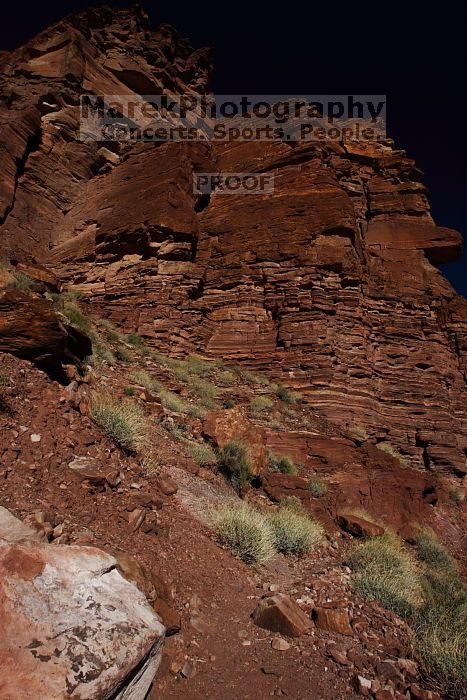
[1,350,449,700]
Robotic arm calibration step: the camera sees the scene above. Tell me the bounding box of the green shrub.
[125,332,146,349]
[185,355,214,377]
[124,386,136,396]
[9,270,34,291]
[60,302,93,335]
[280,495,304,513]
[158,388,204,418]
[250,396,274,416]
[268,503,323,556]
[94,344,116,365]
[416,607,467,700]
[239,370,270,386]
[212,502,275,565]
[267,451,297,475]
[415,534,467,700]
[188,441,217,466]
[188,376,219,405]
[308,475,327,498]
[268,416,284,431]
[217,440,252,486]
[348,532,421,619]
[90,394,148,452]
[223,398,236,409]
[348,528,467,698]
[106,329,121,342]
[274,383,298,404]
[217,370,236,386]
[282,406,298,418]
[414,529,455,573]
[129,370,159,393]
[97,319,122,343]
[160,418,188,441]
[449,487,465,504]
[151,351,170,366]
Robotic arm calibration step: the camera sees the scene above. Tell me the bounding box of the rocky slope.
[1,341,463,700]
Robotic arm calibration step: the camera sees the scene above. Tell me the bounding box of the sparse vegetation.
[348,424,369,442]
[184,354,214,377]
[125,332,146,349]
[267,451,297,475]
[8,270,35,291]
[279,495,304,513]
[124,386,136,396]
[60,302,93,335]
[115,345,132,362]
[414,531,467,699]
[212,502,275,565]
[157,388,203,418]
[342,507,383,527]
[348,526,467,697]
[268,502,323,556]
[274,383,299,404]
[94,344,116,365]
[160,417,188,441]
[188,376,219,408]
[217,369,236,386]
[376,441,407,465]
[150,351,170,366]
[416,605,467,699]
[250,395,274,416]
[414,529,454,571]
[90,394,148,452]
[268,415,284,431]
[239,369,270,386]
[106,329,121,343]
[308,475,327,498]
[348,531,421,619]
[223,398,236,409]
[129,369,159,393]
[96,319,122,343]
[188,441,217,466]
[216,440,252,486]
[449,487,465,504]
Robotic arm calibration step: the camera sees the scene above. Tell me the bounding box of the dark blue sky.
[1,2,465,297]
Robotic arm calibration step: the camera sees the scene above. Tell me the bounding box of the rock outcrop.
[0,285,92,365]
[0,6,465,475]
[0,508,165,700]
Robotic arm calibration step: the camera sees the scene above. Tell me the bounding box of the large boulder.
[0,287,92,365]
[0,288,67,363]
[0,509,166,700]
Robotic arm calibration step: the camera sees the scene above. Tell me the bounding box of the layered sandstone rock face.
[0,7,465,474]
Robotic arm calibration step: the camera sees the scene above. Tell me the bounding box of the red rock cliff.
[0,6,465,475]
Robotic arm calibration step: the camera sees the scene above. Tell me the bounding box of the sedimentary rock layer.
[0,7,465,474]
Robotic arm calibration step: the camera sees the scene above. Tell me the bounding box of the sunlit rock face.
[0,6,465,475]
